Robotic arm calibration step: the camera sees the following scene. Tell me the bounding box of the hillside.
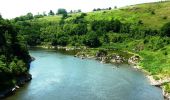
[35,1,170,29]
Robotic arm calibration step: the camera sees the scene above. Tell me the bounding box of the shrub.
[161,22,170,37]
[84,31,101,47]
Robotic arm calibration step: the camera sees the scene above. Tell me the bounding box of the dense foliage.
[13,11,170,48]
[0,17,31,91]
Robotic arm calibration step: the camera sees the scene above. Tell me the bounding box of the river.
[5,49,163,100]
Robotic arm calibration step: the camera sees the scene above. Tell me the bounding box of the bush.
[84,31,101,47]
[9,60,26,75]
[161,22,170,37]
[90,19,122,33]
[164,83,170,93]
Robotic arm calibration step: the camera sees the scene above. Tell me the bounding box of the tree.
[93,8,97,11]
[77,9,82,13]
[48,10,55,16]
[62,13,68,19]
[57,8,67,15]
[114,6,117,9]
[70,10,73,13]
[58,36,68,46]
[97,8,101,11]
[84,31,101,47]
[43,12,47,16]
[57,8,68,19]
[14,13,33,21]
[26,13,33,20]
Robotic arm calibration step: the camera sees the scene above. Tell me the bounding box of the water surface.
[5,49,163,100]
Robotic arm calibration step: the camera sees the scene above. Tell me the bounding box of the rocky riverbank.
[75,49,134,64]
[133,65,170,100]
[31,45,82,51]
[130,61,170,99]
[75,49,170,100]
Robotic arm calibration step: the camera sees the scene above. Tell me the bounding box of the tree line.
[13,8,80,22]
[12,11,170,49]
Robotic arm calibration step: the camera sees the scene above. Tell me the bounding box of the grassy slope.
[33,1,170,91]
[86,1,170,29]
[36,1,170,29]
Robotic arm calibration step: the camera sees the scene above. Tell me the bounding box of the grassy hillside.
[37,1,170,29]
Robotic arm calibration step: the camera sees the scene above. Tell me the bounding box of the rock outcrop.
[128,55,140,65]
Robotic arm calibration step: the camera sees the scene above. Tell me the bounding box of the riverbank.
[75,49,170,100]
[132,64,170,100]
[30,45,170,99]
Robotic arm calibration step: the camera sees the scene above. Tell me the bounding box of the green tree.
[84,31,101,47]
[57,8,68,19]
[48,10,55,16]
[26,13,33,20]
[57,8,67,15]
